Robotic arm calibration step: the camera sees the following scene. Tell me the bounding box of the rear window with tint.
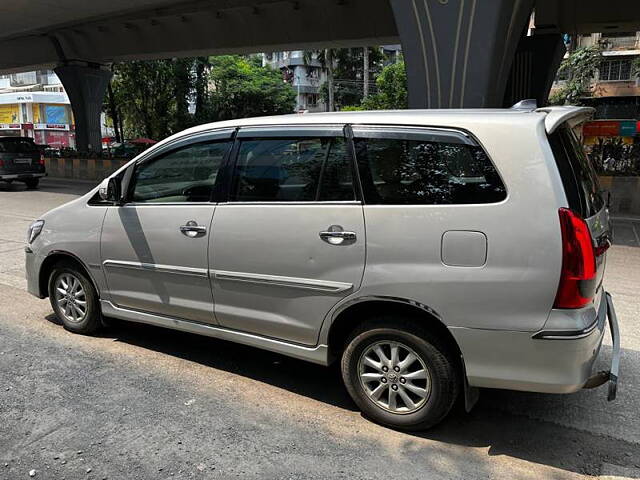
[0,139,38,153]
[548,127,604,218]
[353,135,506,205]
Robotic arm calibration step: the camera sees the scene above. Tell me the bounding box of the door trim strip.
[211,269,353,293]
[103,260,209,278]
[100,300,329,365]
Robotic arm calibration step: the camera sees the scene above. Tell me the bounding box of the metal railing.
[602,36,639,49]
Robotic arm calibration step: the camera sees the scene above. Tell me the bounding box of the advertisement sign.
[0,105,19,124]
[45,105,67,124]
[582,121,620,137]
[34,123,69,131]
[619,120,637,137]
[583,120,639,138]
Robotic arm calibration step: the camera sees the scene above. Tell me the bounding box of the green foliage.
[549,45,603,106]
[356,61,408,110]
[305,47,387,110]
[111,59,192,140]
[207,55,296,121]
[331,48,385,108]
[340,105,366,111]
[633,57,640,79]
[109,55,295,141]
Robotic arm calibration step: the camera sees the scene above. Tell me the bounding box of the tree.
[548,45,603,105]
[207,55,296,120]
[358,61,408,110]
[308,47,385,110]
[304,49,336,111]
[363,47,370,99]
[107,55,295,142]
[110,59,193,140]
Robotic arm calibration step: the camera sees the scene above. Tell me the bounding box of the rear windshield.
[0,138,38,153]
[548,127,604,218]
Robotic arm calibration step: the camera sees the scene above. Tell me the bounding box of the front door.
[210,126,365,345]
[101,135,233,324]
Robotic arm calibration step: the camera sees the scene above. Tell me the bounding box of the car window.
[354,135,506,205]
[548,127,604,218]
[131,141,231,203]
[231,137,355,202]
[0,139,38,153]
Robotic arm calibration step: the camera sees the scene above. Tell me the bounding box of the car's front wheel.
[48,263,101,334]
[341,317,459,431]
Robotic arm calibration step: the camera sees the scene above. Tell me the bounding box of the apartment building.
[262,51,327,112]
[581,32,640,119]
[0,70,75,148]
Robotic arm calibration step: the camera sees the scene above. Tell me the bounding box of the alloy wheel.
[54,273,87,323]
[358,340,431,414]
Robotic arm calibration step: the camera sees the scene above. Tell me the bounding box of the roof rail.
[511,99,538,110]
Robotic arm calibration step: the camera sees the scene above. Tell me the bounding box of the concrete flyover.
[0,0,639,151]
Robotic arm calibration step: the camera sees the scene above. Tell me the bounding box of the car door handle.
[319,225,357,245]
[180,221,207,238]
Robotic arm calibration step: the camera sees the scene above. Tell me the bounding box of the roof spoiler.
[535,106,595,134]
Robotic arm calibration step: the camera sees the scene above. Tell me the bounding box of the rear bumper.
[451,290,620,396]
[604,292,621,400]
[1,172,46,180]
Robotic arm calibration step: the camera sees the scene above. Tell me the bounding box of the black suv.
[0,137,46,189]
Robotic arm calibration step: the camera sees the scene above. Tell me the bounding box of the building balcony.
[601,36,639,50]
[592,80,640,97]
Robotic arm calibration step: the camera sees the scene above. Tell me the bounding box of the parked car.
[24,106,620,430]
[0,136,46,188]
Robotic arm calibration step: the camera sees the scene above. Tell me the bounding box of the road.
[1,178,639,480]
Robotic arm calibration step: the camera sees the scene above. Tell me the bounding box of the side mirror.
[98,177,122,204]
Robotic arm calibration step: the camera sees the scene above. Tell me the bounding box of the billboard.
[0,104,19,124]
[44,105,67,124]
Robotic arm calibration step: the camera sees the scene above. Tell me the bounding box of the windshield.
[0,139,38,154]
[548,127,604,218]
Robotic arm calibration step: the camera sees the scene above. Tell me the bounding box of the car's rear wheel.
[341,317,459,430]
[48,263,101,334]
[24,178,39,189]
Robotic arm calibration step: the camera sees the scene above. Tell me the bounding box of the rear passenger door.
[209,125,365,346]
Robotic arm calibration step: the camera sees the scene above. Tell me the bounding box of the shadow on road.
[612,217,640,248]
[45,314,638,478]
[0,178,96,196]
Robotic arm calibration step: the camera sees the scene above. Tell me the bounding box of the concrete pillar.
[503,33,566,107]
[390,0,534,108]
[54,64,112,153]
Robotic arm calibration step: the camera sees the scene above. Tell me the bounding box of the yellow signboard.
[0,104,19,124]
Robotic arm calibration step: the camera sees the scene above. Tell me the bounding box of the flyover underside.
[391,0,539,109]
[0,0,399,74]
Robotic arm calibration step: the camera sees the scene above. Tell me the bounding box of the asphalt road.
[1,178,639,480]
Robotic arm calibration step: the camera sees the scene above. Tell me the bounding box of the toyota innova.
[25,106,620,430]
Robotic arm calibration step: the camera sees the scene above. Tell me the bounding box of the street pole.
[363,47,370,99]
[296,71,301,111]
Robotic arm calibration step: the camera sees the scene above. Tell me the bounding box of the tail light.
[0,159,3,168]
[554,208,597,309]
[39,153,45,166]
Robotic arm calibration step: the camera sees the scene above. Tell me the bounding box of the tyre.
[24,178,39,189]
[48,262,101,334]
[341,317,459,431]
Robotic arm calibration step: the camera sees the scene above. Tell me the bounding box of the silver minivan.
[25,107,620,430]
